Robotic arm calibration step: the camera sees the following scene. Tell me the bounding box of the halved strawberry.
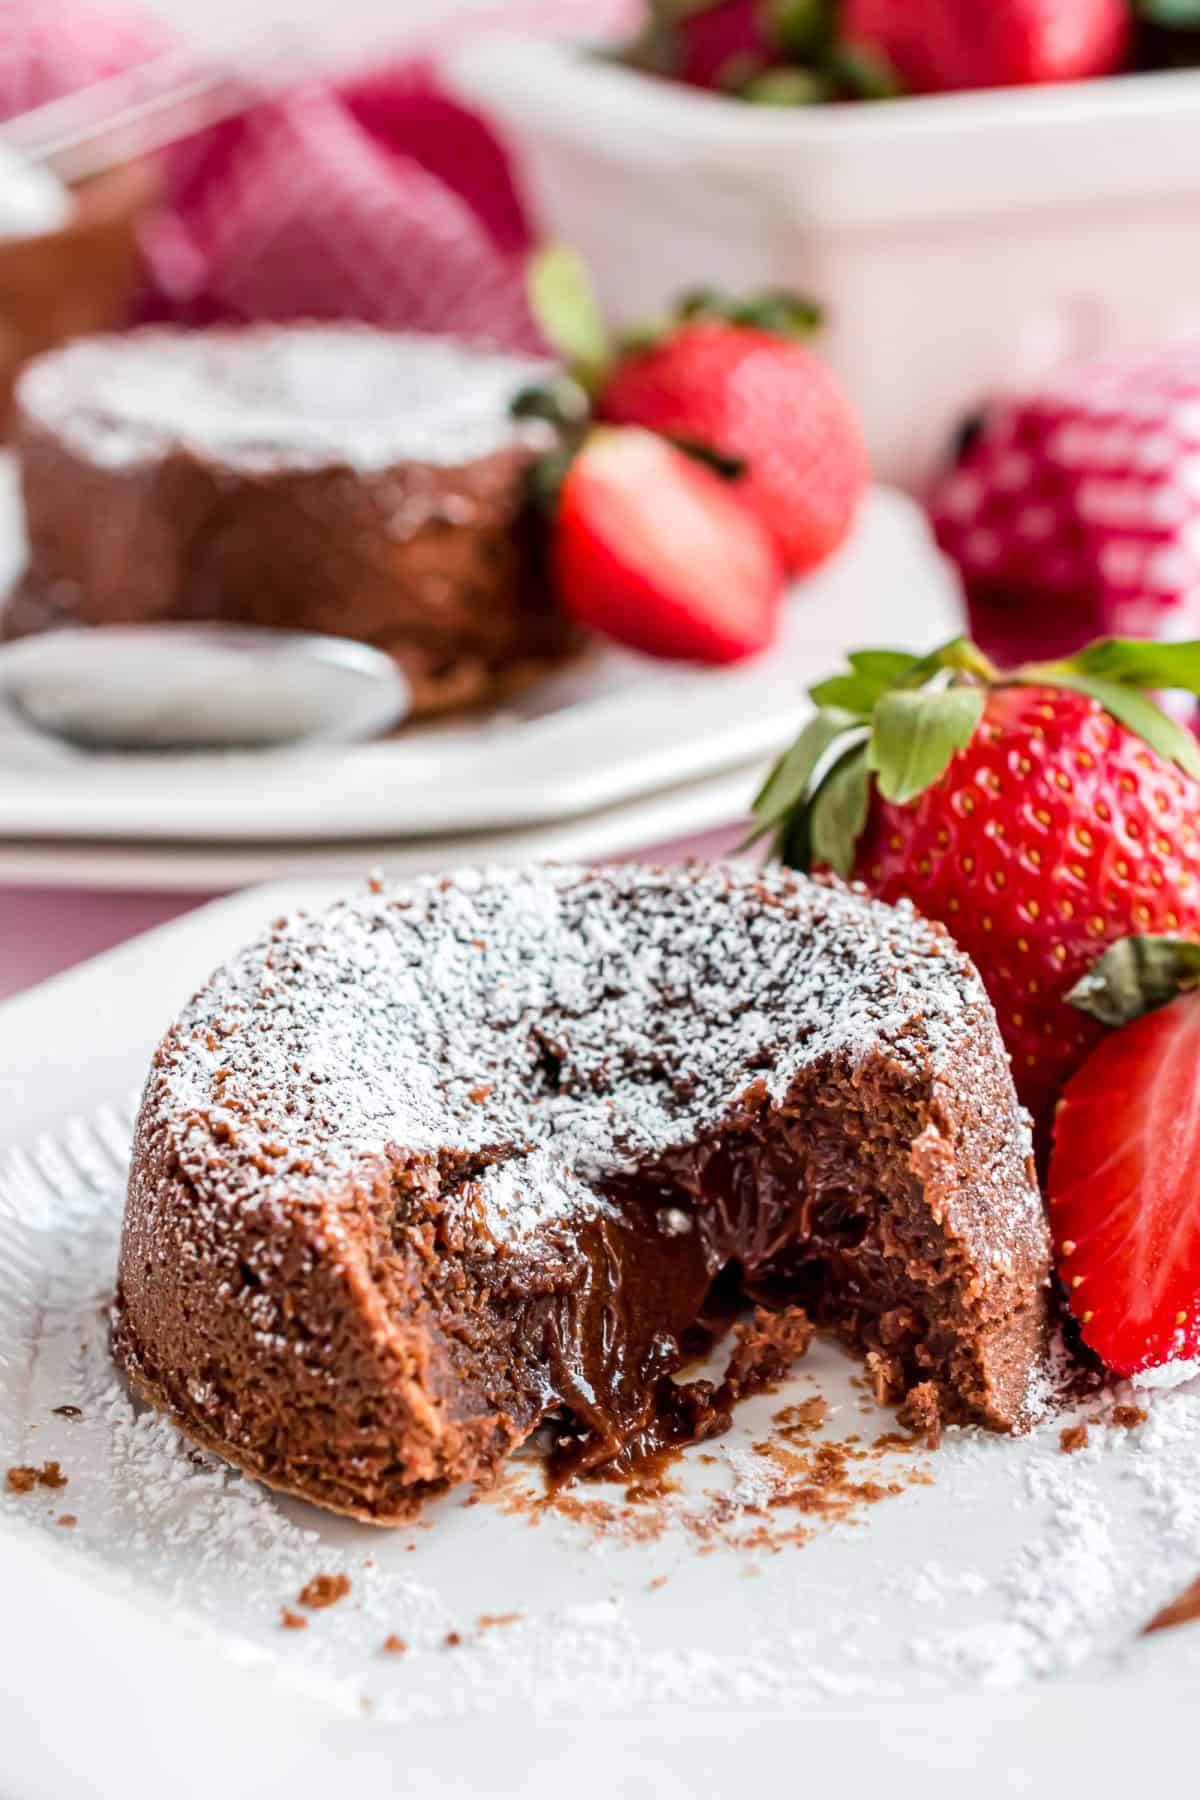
[1050,980,1200,1377]
[553,427,783,664]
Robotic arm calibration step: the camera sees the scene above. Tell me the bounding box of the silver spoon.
[0,624,411,752]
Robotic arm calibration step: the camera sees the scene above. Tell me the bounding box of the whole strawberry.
[931,345,1200,669]
[526,247,867,577]
[843,0,1130,91]
[633,0,838,91]
[671,0,777,87]
[752,635,1200,1133]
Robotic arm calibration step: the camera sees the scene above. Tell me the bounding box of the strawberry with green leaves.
[526,246,867,579]
[752,636,1200,1133]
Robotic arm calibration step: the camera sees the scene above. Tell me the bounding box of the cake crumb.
[56,1514,77,1528]
[280,1607,308,1631]
[720,1306,813,1402]
[1111,1404,1147,1431]
[897,1382,943,1450]
[444,1631,463,1648]
[1060,1424,1090,1455]
[1143,1575,1200,1637]
[297,1572,350,1610]
[6,1461,67,1493]
[647,1574,669,1592]
[478,1612,521,1630]
[381,1634,407,1655]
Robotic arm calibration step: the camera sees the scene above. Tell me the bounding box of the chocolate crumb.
[1143,1575,1200,1637]
[297,1572,350,1609]
[382,1634,407,1655]
[56,1514,77,1528]
[896,1382,943,1450]
[720,1306,813,1403]
[1060,1424,1090,1455]
[1112,1404,1147,1431]
[51,1405,82,1420]
[774,1395,829,1436]
[6,1461,67,1493]
[280,1607,308,1630]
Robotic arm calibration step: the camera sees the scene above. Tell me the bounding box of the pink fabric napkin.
[0,0,640,349]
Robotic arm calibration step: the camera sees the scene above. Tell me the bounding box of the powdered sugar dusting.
[17,326,550,473]
[149,862,1042,1269]
[3,1117,1200,1727]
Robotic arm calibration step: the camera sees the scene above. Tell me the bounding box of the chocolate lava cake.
[8,325,577,716]
[114,864,1051,1523]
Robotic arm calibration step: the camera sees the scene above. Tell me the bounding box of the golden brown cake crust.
[114,864,1052,1523]
[7,326,580,717]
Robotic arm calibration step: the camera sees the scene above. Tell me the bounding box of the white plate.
[0,483,961,845]
[0,765,750,890]
[1,883,1199,1799]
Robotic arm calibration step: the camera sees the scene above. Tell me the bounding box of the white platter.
[0,764,752,892]
[1,883,1199,1800]
[0,482,961,846]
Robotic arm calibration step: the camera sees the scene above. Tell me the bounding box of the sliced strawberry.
[553,428,783,664]
[1049,990,1200,1376]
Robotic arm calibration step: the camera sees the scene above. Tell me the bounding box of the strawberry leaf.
[770,0,835,57]
[527,246,611,391]
[866,686,985,806]
[1044,671,1200,780]
[1135,0,1200,24]
[750,705,864,830]
[809,648,922,711]
[1068,935,1200,1029]
[675,287,825,339]
[740,67,832,106]
[810,745,871,876]
[1057,637,1200,694]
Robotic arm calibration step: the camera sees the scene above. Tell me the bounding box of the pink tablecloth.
[0,824,746,1004]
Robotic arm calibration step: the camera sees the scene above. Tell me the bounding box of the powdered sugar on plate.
[3,1105,1200,1726]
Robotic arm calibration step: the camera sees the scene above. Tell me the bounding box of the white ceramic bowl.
[447,39,1200,493]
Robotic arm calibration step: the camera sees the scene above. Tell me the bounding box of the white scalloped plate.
[1,883,1199,1799]
[0,477,960,845]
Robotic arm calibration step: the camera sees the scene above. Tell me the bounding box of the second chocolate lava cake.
[115,864,1051,1523]
[9,325,576,716]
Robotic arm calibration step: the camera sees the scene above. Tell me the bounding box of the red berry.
[844,0,1129,93]
[853,684,1200,1131]
[1049,990,1200,1376]
[674,0,773,88]
[599,323,867,575]
[553,428,783,664]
